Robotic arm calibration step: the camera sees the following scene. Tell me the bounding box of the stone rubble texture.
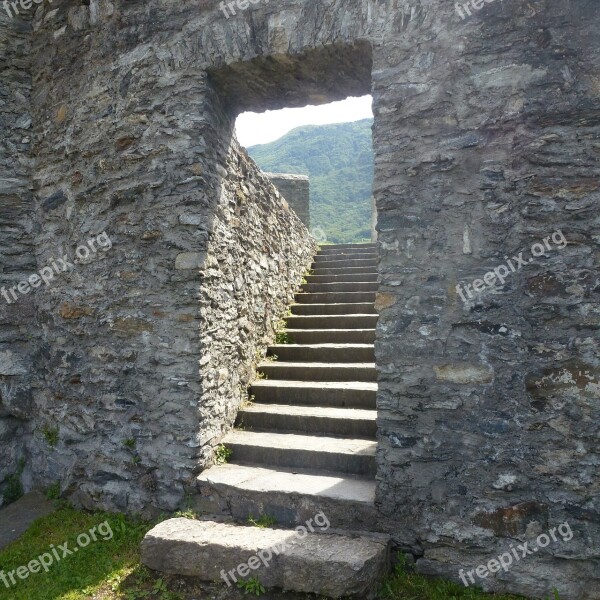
[0,0,598,597]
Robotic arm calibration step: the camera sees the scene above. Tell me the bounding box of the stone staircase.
[141,243,388,598]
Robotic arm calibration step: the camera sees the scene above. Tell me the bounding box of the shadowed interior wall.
[0,10,36,505]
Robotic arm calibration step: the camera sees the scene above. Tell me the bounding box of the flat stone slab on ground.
[141,518,389,599]
[0,492,55,550]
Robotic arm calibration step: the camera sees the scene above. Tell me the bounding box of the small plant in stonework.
[237,577,266,596]
[41,424,59,447]
[247,514,277,528]
[2,459,25,505]
[45,481,61,500]
[215,444,233,465]
[174,508,199,520]
[275,319,290,344]
[123,438,136,449]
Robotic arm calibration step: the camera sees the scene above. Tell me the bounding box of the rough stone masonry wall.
[198,145,315,460]
[21,0,313,515]
[0,10,36,505]
[373,2,600,599]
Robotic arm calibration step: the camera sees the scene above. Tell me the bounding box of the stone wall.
[0,10,35,505]
[19,1,314,514]
[372,3,600,598]
[265,173,310,229]
[1,0,599,596]
[198,146,316,465]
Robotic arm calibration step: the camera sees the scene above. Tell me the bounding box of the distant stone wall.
[265,173,310,230]
[0,11,35,506]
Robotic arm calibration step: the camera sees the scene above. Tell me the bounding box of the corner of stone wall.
[197,139,316,471]
[264,172,311,230]
[0,9,36,508]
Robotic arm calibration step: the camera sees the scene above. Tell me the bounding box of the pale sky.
[235,95,373,148]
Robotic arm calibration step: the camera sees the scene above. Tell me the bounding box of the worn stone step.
[307,267,377,277]
[268,344,374,363]
[318,243,377,252]
[302,281,378,293]
[141,518,389,599]
[311,258,377,269]
[224,430,377,475]
[195,463,378,530]
[306,273,378,283]
[314,252,377,262]
[295,291,376,304]
[237,404,377,437]
[311,265,377,276]
[286,314,378,329]
[290,302,377,315]
[250,380,377,409]
[258,362,377,382]
[286,328,376,344]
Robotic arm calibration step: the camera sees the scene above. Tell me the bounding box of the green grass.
[380,555,542,600]
[0,510,559,600]
[0,508,150,600]
[246,514,278,528]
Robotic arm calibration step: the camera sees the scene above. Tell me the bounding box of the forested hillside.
[247,119,374,244]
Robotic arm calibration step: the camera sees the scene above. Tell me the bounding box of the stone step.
[268,344,374,363]
[305,273,378,283]
[258,362,377,382]
[286,328,376,344]
[286,314,378,329]
[250,380,377,409]
[224,430,377,475]
[314,252,377,262]
[295,291,376,304]
[302,281,378,293]
[311,258,377,269]
[195,463,378,530]
[311,265,377,276]
[237,404,377,437]
[290,302,377,315]
[141,518,389,599]
[318,243,377,252]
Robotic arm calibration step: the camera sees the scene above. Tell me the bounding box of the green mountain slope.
[247,119,374,244]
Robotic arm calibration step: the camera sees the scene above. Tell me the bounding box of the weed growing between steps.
[247,514,278,528]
